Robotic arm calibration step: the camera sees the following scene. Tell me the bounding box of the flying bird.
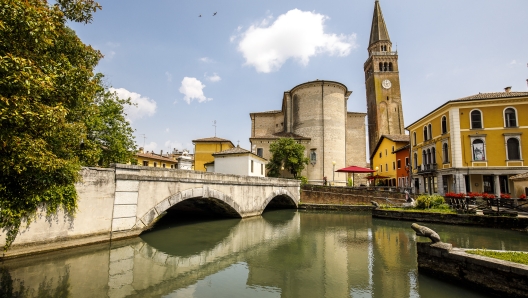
[199,14,201,17]
[213,12,217,16]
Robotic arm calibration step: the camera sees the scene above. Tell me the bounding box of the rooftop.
[192,137,233,143]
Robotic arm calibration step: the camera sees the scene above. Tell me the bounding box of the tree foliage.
[266,138,309,178]
[0,0,134,250]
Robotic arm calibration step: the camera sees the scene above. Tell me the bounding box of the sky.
[69,0,528,160]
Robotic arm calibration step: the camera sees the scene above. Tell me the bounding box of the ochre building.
[406,88,528,196]
[192,137,234,172]
[250,81,367,185]
[370,135,409,187]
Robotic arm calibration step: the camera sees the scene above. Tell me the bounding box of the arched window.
[423,127,428,141]
[413,132,417,146]
[427,149,431,165]
[504,108,517,127]
[389,62,393,71]
[472,139,485,161]
[471,110,483,129]
[442,143,449,163]
[379,62,383,72]
[413,152,418,168]
[384,62,388,71]
[441,116,447,134]
[507,138,520,160]
[428,124,432,140]
[432,147,436,164]
[422,150,427,165]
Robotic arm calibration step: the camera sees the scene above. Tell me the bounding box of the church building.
[249,81,367,185]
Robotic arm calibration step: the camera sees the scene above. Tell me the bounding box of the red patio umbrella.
[335,165,375,187]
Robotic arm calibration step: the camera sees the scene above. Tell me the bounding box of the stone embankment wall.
[373,209,528,229]
[301,185,406,206]
[417,242,528,298]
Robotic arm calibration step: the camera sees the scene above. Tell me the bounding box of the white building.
[208,146,267,177]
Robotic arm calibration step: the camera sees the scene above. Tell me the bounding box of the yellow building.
[192,137,234,172]
[370,135,409,186]
[136,148,178,168]
[406,88,528,196]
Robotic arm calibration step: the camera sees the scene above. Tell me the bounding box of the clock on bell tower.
[364,0,405,156]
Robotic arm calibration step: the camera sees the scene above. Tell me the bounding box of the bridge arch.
[261,188,298,212]
[134,187,243,230]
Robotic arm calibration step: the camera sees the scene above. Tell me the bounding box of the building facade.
[136,148,178,168]
[192,137,234,172]
[394,144,410,188]
[406,89,528,196]
[211,146,268,177]
[364,0,405,157]
[370,135,409,187]
[250,80,367,184]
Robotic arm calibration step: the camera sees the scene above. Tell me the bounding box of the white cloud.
[105,50,116,60]
[179,77,212,104]
[200,57,214,63]
[143,141,157,152]
[205,72,221,82]
[165,71,172,82]
[110,87,157,121]
[237,9,357,73]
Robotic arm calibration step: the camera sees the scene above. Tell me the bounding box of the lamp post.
[332,161,336,185]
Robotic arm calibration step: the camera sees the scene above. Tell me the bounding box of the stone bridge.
[2,164,300,258]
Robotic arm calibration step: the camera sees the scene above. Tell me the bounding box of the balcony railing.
[417,163,438,173]
[370,51,398,56]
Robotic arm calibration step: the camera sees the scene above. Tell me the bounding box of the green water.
[2,210,527,297]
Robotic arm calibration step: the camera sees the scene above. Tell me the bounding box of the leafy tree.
[266,138,309,178]
[0,0,134,250]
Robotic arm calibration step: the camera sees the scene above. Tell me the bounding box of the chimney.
[139,147,144,153]
[160,150,163,156]
[505,86,512,93]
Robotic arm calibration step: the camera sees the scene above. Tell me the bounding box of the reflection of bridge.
[3,164,300,256]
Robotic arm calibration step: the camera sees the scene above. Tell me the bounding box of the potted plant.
[500,193,511,199]
[519,194,527,201]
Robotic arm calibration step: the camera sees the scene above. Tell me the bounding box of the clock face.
[382,79,392,89]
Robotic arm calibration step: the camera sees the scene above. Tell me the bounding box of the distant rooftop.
[192,137,233,143]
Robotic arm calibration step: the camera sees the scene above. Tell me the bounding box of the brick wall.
[301,185,406,205]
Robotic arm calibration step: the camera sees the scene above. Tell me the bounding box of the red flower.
[500,193,511,199]
[520,194,526,200]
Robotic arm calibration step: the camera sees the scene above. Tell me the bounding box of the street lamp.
[332,161,336,184]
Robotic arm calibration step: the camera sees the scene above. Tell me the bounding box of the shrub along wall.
[301,185,406,206]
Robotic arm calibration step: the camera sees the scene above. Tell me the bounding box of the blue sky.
[69,0,528,160]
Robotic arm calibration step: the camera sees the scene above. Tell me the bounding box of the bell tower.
[364,0,405,156]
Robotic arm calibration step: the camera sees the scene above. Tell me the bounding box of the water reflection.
[2,210,527,298]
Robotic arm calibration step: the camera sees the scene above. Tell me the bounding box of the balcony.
[370,51,398,56]
[417,163,438,174]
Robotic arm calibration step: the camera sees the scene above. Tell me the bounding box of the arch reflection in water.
[3,210,526,297]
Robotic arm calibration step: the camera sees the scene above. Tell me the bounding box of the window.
[441,116,447,134]
[162,163,166,168]
[143,161,149,166]
[392,146,394,153]
[442,143,449,163]
[423,126,428,141]
[413,153,418,169]
[379,152,382,158]
[472,139,485,161]
[504,108,517,127]
[393,161,395,170]
[413,132,417,146]
[405,157,409,169]
[507,137,521,160]
[471,110,483,129]
[257,148,264,157]
[380,165,383,172]
[422,150,427,165]
[397,159,401,169]
[427,149,431,165]
[171,165,174,169]
[386,163,388,171]
[251,160,254,173]
[428,124,432,140]
[310,150,317,165]
[153,162,157,167]
[389,62,393,71]
[432,147,436,164]
[385,149,388,156]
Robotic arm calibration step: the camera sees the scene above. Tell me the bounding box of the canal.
[2,210,527,297]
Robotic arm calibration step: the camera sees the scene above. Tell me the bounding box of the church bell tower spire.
[364,1,405,157]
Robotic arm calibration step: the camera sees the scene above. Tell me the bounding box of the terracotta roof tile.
[136,152,176,162]
[454,92,528,102]
[382,134,410,142]
[192,137,233,143]
[510,172,528,180]
[213,146,251,155]
[250,110,282,115]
